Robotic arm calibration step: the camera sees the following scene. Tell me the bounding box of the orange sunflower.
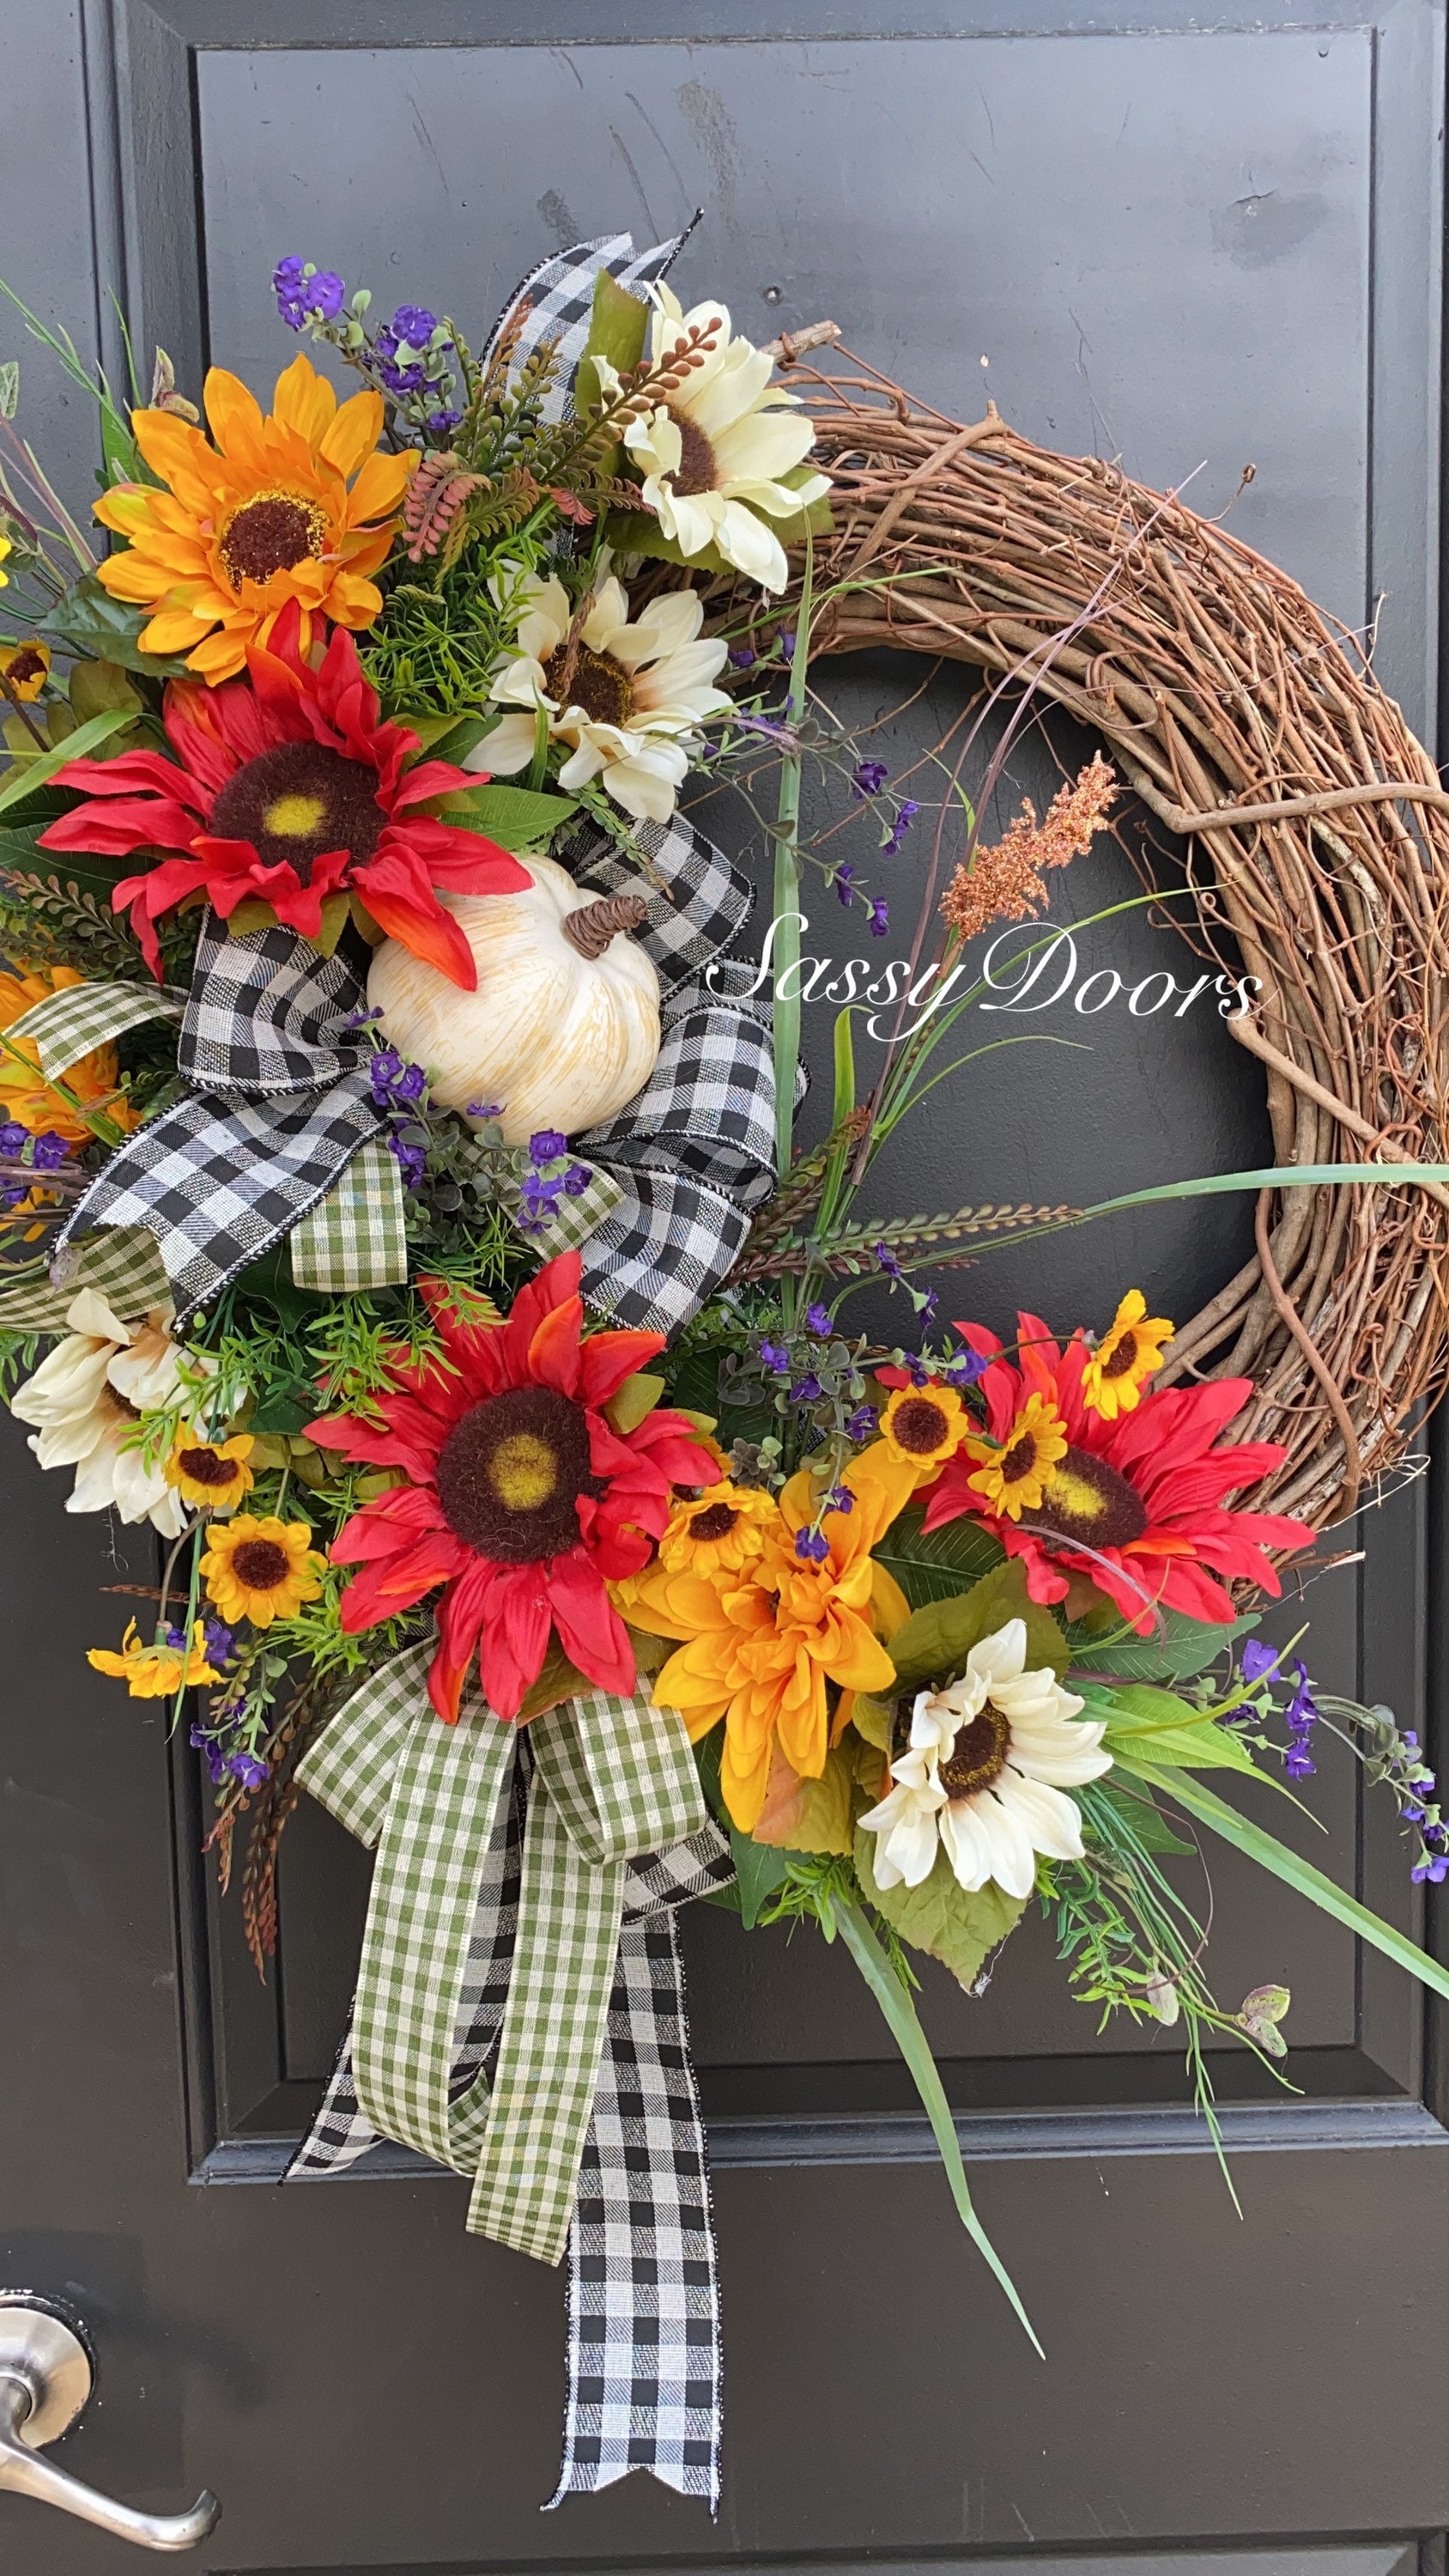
[94,354,415,683]
[615,1443,917,1832]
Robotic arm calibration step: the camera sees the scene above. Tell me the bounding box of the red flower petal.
[526,1293,585,1399]
[428,1559,494,1722]
[544,1548,637,1698]
[576,1327,668,1408]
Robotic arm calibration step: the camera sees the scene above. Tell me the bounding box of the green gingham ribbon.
[526,1160,626,1262]
[289,1134,409,1291]
[0,1224,171,1331]
[297,1647,707,2265]
[3,977,184,1078]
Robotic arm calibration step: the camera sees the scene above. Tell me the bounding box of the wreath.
[1,226,1447,2516]
[730,345,1449,1533]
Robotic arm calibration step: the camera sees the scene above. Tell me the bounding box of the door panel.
[2,3,1447,2569]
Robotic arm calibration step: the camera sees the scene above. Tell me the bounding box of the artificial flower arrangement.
[1,223,1447,2504]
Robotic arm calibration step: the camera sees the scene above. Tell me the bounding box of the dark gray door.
[3,3,1449,2570]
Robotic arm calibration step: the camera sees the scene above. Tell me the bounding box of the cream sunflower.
[606,285,829,594]
[859,1616,1112,1900]
[11,1289,198,1535]
[476,570,731,823]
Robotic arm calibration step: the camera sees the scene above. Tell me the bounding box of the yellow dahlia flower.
[0,964,139,1145]
[616,1442,915,1832]
[604,286,828,594]
[94,354,415,683]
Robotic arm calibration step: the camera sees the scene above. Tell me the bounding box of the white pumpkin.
[367,854,660,1144]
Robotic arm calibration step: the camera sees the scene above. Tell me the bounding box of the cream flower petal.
[12,1339,115,1427]
[472,712,543,775]
[64,1288,135,1343]
[713,501,789,592]
[489,653,554,713]
[712,407,822,485]
[967,1789,1040,1899]
[555,738,608,793]
[634,642,731,708]
[581,577,633,651]
[619,587,708,665]
[997,1767,1088,1862]
[937,1795,997,1891]
[860,1780,943,1888]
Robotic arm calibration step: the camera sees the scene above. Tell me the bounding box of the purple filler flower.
[727,644,756,670]
[834,862,858,908]
[227,1750,270,1791]
[867,897,890,939]
[203,1619,234,1667]
[826,1485,854,1514]
[853,759,889,799]
[386,1132,427,1192]
[273,257,343,329]
[875,1242,904,1280]
[790,1372,825,1406]
[390,305,438,348]
[529,1129,568,1163]
[760,1339,790,1373]
[883,800,919,858]
[846,1403,879,1440]
[1240,1638,1281,1687]
[943,1348,988,1388]
[429,409,464,435]
[794,1527,831,1563]
[0,1121,27,1156]
[562,1163,592,1197]
[804,1302,831,1337]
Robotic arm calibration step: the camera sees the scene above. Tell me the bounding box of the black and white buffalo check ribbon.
[479,216,698,422]
[288,1670,735,2509]
[50,916,388,1323]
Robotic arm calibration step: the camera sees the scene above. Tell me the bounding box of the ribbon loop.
[531,1691,708,1865]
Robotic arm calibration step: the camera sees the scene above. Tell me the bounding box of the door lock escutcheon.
[0,2293,220,2552]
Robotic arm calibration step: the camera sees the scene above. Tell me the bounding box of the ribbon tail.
[549,1911,722,2512]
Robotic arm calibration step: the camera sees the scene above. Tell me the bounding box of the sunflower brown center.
[1100,1333,1140,1380]
[436,1385,594,1562]
[543,642,635,729]
[232,1538,290,1589]
[4,647,45,688]
[218,491,328,591]
[939,1706,1010,1797]
[1001,1430,1041,1484]
[208,740,385,885]
[176,1444,239,1487]
[891,1395,952,1456]
[664,408,719,498]
[690,1501,740,1541]
[1030,1445,1148,1550]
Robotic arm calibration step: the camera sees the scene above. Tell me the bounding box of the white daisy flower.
[859,1616,1112,1902]
[12,1287,199,1537]
[603,285,830,595]
[475,569,731,824]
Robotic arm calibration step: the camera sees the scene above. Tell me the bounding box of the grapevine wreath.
[2,221,1449,2512]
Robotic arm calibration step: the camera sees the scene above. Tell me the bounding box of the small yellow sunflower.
[1081,1290,1174,1420]
[166,1431,256,1511]
[201,1513,325,1626]
[94,353,415,683]
[880,1382,968,1475]
[658,1479,779,1577]
[0,639,50,701]
[88,1619,220,1698]
[0,963,139,1144]
[967,1391,1069,1522]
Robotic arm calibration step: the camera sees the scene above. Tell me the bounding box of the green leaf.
[45,573,190,678]
[873,1502,1006,1610]
[887,1555,1070,1695]
[850,1691,895,1753]
[418,712,497,769]
[1070,1607,1260,1685]
[1092,1681,1264,1778]
[99,396,143,489]
[831,1003,856,1126]
[1081,1775,1194,1857]
[754,1740,862,1856]
[1152,1765,1449,2007]
[731,1829,791,1929]
[576,268,652,430]
[433,781,578,849]
[0,707,139,817]
[68,658,143,723]
[0,361,17,421]
[833,1894,1041,2352]
[517,1635,591,1722]
[854,1826,1025,1992]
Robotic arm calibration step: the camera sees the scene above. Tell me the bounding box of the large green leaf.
[873,1502,1005,1609]
[0,708,140,818]
[731,1829,791,1929]
[854,1826,1025,1993]
[1070,1607,1260,1685]
[575,268,652,443]
[1152,1765,1449,2007]
[888,1555,1070,1693]
[1088,1680,1264,1778]
[1080,1775,1194,1858]
[433,781,578,849]
[833,1893,1041,2349]
[45,573,190,678]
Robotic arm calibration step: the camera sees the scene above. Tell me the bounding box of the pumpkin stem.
[562,891,650,959]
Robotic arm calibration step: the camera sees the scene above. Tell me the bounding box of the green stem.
[834,1896,1043,2352]
[167,1521,204,1739]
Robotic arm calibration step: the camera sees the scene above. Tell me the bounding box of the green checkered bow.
[3,976,185,1080]
[297,1648,707,2265]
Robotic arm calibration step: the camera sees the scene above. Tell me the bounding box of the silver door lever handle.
[0,2294,220,2552]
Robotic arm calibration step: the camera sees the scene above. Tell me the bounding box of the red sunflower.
[307,1251,722,1724]
[920,1309,1313,1631]
[38,602,527,987]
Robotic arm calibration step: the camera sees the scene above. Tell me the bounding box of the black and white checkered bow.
[480,216,699,420]
[288,1739,735,2509]
[54,916,386,1322]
